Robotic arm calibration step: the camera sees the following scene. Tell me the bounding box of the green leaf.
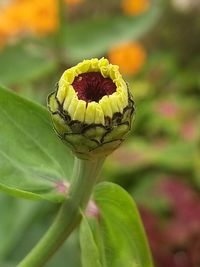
[80,182,153,267]
[0,43,57,86]
[63,4,161,62]
[47,231,81,267]
[0,193,41,261]
[80,215,102,267]
[0,194,81,267]
[0,86,73,202]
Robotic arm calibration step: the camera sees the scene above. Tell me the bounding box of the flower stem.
[17,157,105,267]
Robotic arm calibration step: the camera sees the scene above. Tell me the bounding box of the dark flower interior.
[72,72,116,103]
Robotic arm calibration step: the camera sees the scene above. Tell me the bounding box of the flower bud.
[48,58,134,160]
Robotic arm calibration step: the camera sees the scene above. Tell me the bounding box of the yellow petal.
[90,58,99,71]
[56,84,66,104]
[116,86,128,105]
[109,93,120,114]
[62,68,76,84]
[57,58,130,125]
[73,100,86,121]
[98,58,109,68]
[63,85,76,112]
[99,96,113,118]
[68,97,79,118]
[116,93,124,113]
[77,60,91,73]
[95,105,105,124]
[85,102,96,124]
[100,66,108,77]
[109,65,119,80]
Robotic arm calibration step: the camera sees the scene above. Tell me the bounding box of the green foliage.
[63,3,161,62]
[80,182,153,267]
[0,44,57,86]
[80,216,101,267]
[0,86,73,202]
[0,194,81,267]
[0,1,199,266]
[0,194,40,261]
[0,87,152,267]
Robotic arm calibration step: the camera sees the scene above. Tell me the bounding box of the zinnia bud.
[48,58,134,159]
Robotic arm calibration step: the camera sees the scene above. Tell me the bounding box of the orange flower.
[121,0,150,16]
[28,0,59,35]
[0,0,58,47]
[108,42,146,76]
[64,0,83,4]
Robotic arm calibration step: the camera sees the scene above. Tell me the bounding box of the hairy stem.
[17,157,105,267]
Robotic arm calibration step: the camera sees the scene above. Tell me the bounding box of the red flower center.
[72,72,116,103]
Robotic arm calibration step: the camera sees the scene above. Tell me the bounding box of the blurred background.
[0,0,200,266]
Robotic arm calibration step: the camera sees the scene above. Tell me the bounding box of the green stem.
[17,157,105,267]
